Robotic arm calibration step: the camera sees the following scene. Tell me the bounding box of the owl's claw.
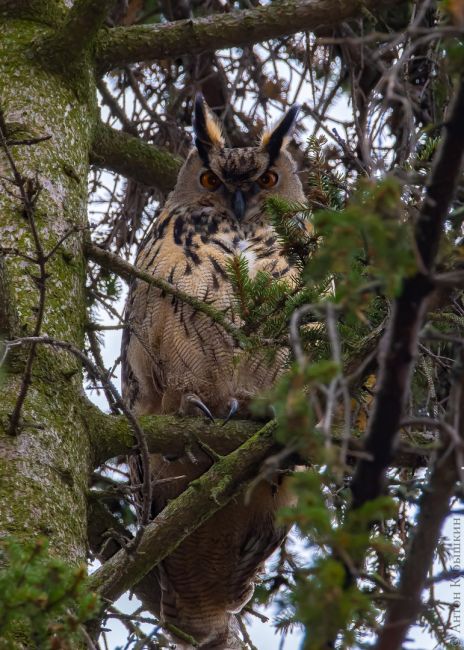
[186,395,215,422]
[222,398,239,426]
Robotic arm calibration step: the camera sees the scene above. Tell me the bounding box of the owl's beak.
[231,189,246,220]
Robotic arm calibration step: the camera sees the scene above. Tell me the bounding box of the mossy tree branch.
[0,0,65,23]
[35,0,116,71]
[87,420,280,602]
[90,122,182,193]
[87,409,436,606]
[95,0,401,71]
[82,395,434,471]
[83,397,259,468]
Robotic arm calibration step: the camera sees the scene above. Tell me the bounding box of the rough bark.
[0,0,65,24]
[35,0,116,71]
[95,0,401,71]
[0,8,95,568]
[0,252,19,338]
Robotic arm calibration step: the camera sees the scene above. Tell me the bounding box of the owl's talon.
[222,398,239,426]
[186,395,215,422]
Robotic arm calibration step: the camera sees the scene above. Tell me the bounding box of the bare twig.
[374,354,464,650]
[85,241,248,348]
[351,76,464,509]
[0,113,48,436]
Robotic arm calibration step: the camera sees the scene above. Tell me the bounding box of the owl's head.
[170,95,305,221]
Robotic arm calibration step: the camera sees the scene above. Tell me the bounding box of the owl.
[122,96,306,649]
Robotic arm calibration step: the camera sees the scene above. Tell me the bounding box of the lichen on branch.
[83,396,260,467]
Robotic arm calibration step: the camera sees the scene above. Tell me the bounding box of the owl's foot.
[185,394,215,423]
[222,398,239,426]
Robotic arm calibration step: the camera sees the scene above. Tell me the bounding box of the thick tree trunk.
[0,10,94,567]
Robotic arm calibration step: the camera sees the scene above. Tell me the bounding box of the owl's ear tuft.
[193,94,225,164]
[261,105,300,163]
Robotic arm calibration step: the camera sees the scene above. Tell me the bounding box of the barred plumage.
[122,96,306,649]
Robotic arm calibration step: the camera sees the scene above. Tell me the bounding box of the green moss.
[0,9,97,585]
[0,1,66,25]
[0,21,92,342]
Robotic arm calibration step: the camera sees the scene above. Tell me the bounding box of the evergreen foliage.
[0,538,99,649]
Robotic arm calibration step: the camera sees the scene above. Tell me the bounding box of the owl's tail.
[169,613,244,650]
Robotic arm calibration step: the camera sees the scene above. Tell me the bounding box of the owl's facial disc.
[197,157,283,220]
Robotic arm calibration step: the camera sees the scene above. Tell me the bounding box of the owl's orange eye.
[257,171,278,188]
[200,170,222,191]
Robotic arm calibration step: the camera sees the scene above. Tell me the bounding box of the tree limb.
[0,0,64,23]
[83,396,259,467]
[81,395,434,470]
[94,0,401,71]
[374,357,464,650]
[350,76,464,509]
[35,0,116,70]
[87,420,279,602]
[90,122,182,193]
[0,252,19,339]
[85,242,248,347]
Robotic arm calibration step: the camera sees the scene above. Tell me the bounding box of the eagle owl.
[122,96,306,649]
